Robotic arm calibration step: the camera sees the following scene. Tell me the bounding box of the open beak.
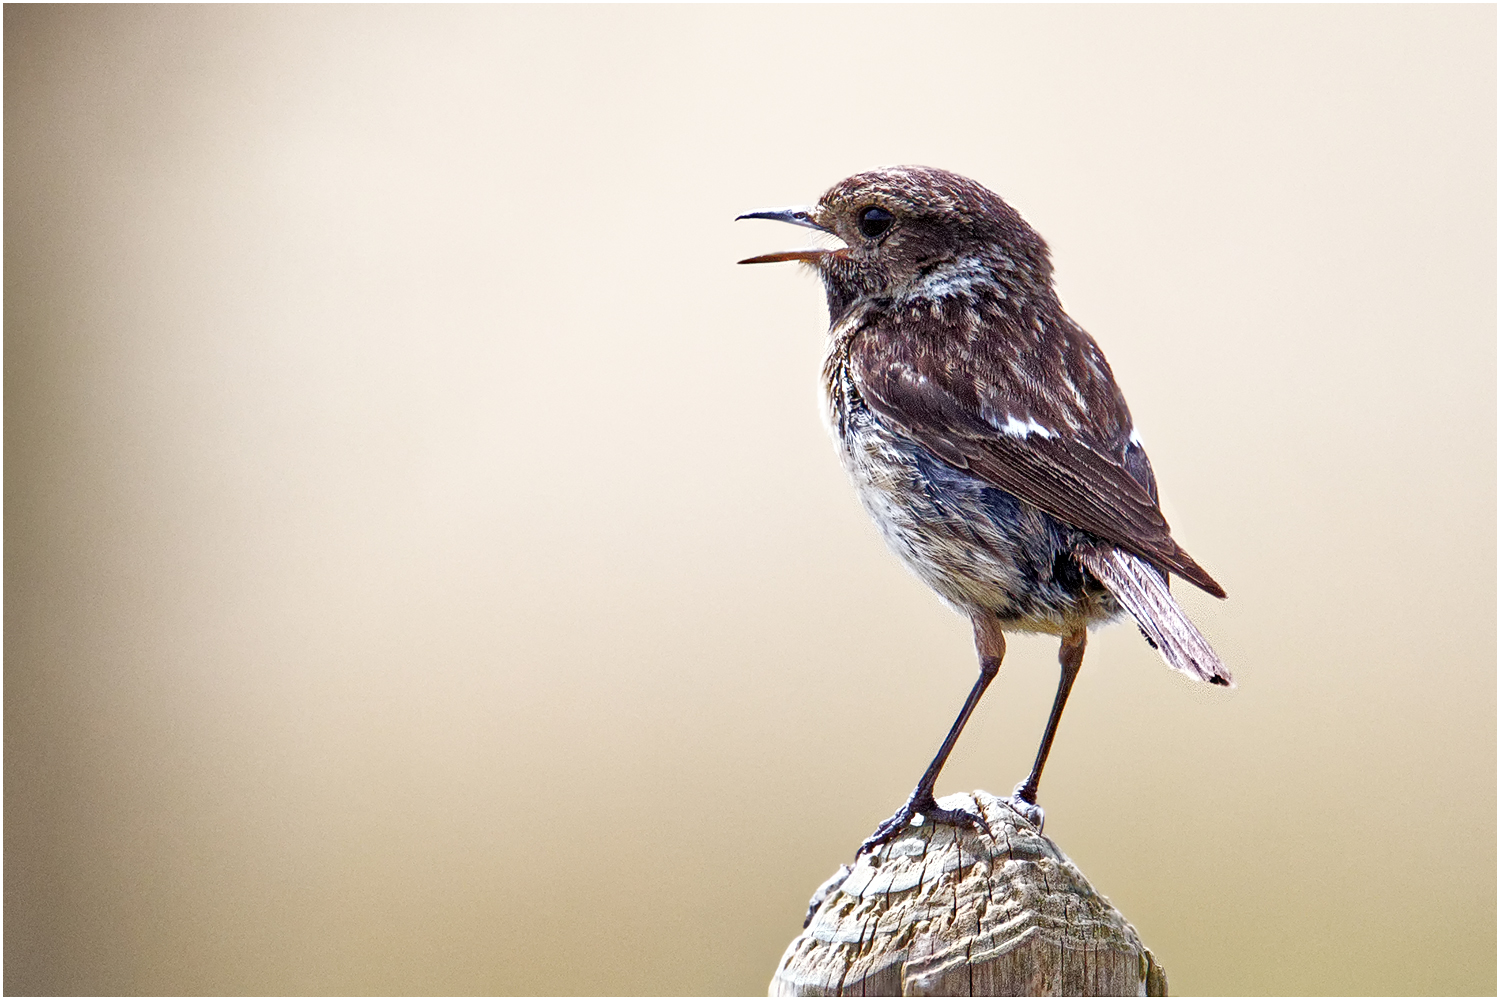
[735,206,834,265]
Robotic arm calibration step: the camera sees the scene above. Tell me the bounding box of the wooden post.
[770,790,1168,997]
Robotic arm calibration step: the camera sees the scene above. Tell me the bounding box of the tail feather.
[1078,545,1234,687]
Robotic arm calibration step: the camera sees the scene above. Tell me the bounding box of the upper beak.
[735,206,833,265]
[736,206,827,231]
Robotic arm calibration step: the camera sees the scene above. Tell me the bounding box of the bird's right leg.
[1009,627,1087,831]
[858,619,1005,855]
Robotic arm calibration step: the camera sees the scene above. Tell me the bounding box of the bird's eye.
[858,206,894,238]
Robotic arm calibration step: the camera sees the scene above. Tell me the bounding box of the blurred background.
[5,6,1494,995]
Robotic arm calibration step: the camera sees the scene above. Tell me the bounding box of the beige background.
[6,5,1494,995]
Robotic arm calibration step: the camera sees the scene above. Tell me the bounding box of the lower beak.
[738,249,830,265]
[736,206,833,265]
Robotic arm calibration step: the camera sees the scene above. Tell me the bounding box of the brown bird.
[738,166,1231,853]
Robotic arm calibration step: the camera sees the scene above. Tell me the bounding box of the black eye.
[858,206,894,238]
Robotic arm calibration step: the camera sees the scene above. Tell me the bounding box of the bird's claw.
[1008,782,1045,831]
[858,791,986,856]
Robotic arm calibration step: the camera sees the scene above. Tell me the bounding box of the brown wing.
[848,315,1226,599]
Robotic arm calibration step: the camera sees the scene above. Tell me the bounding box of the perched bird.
[738,166,1231,853]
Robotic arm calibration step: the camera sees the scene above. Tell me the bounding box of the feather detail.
[1077,545,1234,687]
[849,321,1227,599]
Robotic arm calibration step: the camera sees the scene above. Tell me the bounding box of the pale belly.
[834,403,1121,634]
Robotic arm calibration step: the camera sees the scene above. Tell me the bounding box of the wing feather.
[848,314,1226,598]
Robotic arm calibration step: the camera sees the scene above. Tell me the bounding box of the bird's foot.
[1008,782,1045,831]
[858,789,985,856]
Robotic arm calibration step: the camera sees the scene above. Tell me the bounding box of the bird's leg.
[859,620,1005,855]
[1010,628,1087,831]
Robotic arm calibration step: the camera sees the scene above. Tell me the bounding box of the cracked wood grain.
[770,790,1167,997]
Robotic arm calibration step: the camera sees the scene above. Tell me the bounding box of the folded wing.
[849,316,1226,599]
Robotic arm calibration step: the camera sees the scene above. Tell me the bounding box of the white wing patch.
[997,414,1057,440]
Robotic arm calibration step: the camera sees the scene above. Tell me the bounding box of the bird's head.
[738,166,1052,322]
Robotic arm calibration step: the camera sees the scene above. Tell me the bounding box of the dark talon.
[859,791,986,856]
[1009,782,1046,831]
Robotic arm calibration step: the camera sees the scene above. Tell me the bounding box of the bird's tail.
[1077,545,1234,687]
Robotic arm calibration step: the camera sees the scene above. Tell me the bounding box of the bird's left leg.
[1010,627,1087,831]
[857,617,1007,855]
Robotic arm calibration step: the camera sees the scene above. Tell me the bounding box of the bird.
[737,166,1231,854]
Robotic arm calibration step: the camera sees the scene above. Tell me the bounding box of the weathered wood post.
[770,790,1168,996]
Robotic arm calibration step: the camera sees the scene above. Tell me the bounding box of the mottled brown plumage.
[739,166,1230,855]
[849,316,1225,598]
